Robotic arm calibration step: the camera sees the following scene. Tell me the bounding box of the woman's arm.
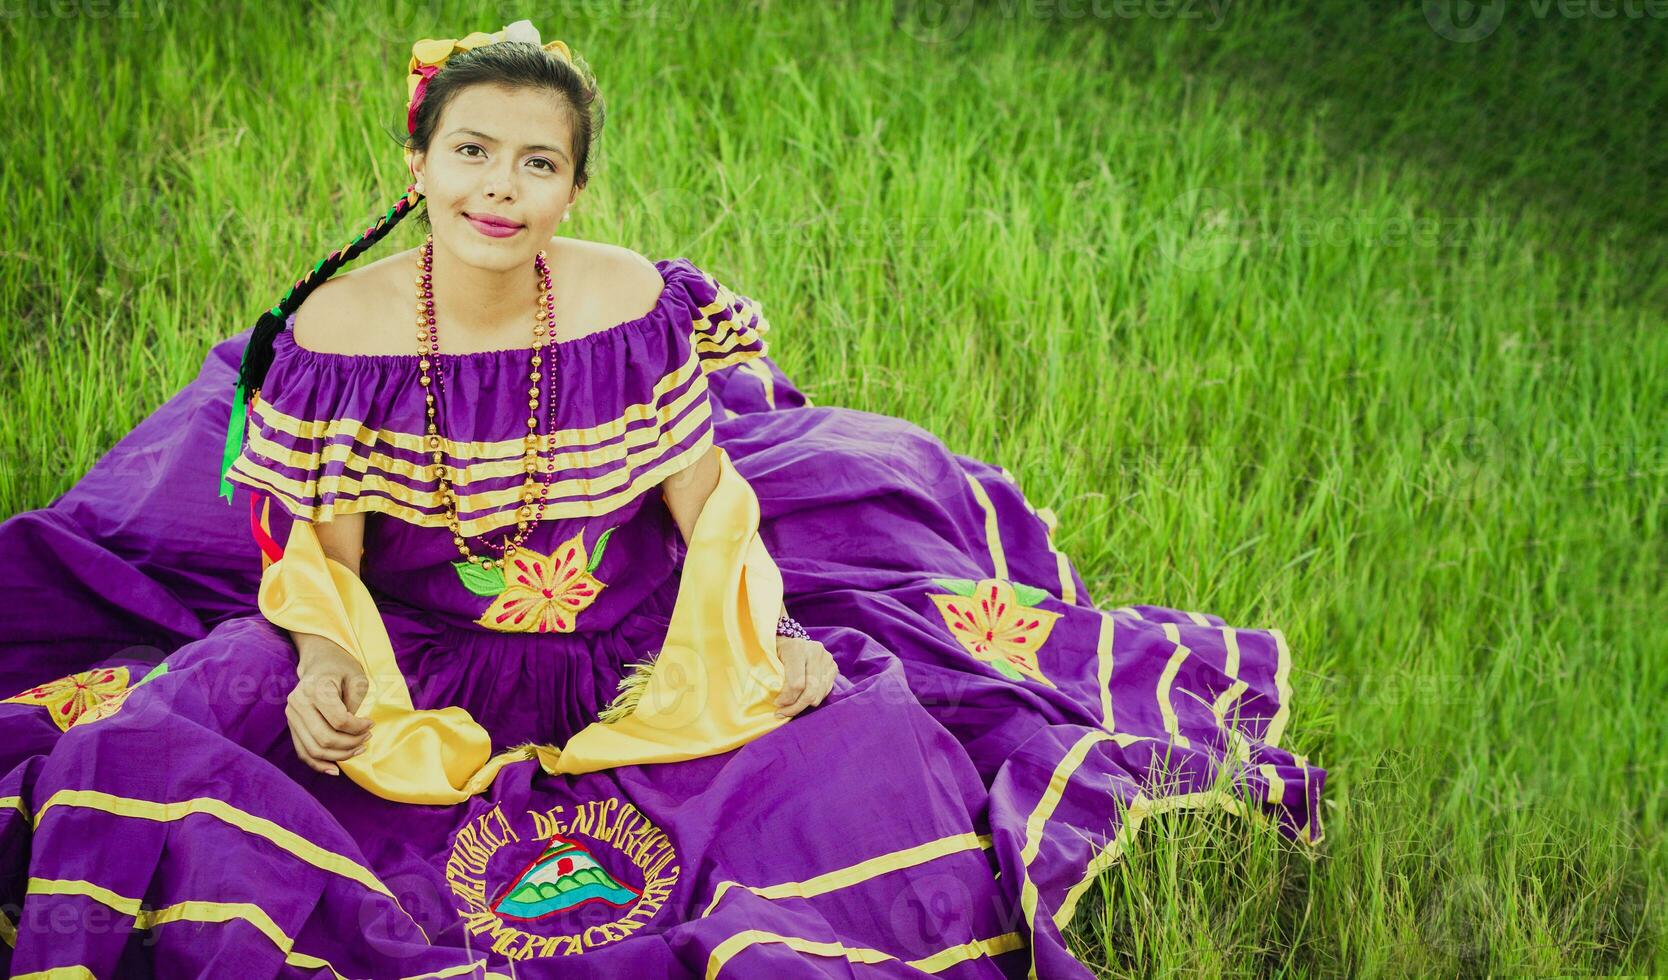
[659,444,835,718]
[662,445,786,621]
[277,508,374,775]
[289,510,366,663]
[660,444,721,547]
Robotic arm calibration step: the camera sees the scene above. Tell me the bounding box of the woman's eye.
[457,145,553,172]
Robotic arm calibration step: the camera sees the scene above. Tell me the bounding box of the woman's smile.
[463,211,524,238]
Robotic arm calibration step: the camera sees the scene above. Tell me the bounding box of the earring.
[562,211,571,222]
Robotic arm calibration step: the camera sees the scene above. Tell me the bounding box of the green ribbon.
[218,342,254,504]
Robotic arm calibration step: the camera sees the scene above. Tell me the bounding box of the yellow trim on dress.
[698,831,994,918]
[704,928,1023,979]
[228,394,716,534]
[251,347,708,459]
[20,875,451,979]
[254,444,789,805]
[30,788,424,938]
[227,289,773,530]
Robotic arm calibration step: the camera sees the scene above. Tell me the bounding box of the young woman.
[0,21,1327,978]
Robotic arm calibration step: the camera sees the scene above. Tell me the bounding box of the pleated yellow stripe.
[399,962,509,980]
[1020,732,1109,869]
[1156,623,1194,751]
[1,794,25,819]
[6,958,495,980]
[1095,611,1116,732]
[32,789,427,943]
[705,929,1021,979]
[1267,627,1294,747]
[698,831,995,918]
[1209,626,1251,730]
[1261,763,1287,805]
[1049,740,1325,932]
[697,282,772,337]
[996,467,1077,606]
[233,379,712,521]
[30,876,290,951]
[962,471,1009,580]
[250,349,708,464]
[1050,785,1272,931]
[231,421,715,537]
[0,908,15,948]
[1016,728,1139,979]
[1041,516,1077,605]
[24,877,386,977]
[697,346,769,372]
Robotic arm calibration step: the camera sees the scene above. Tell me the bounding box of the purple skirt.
[0,333,1327,978]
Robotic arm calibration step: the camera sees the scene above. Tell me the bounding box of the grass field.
[2,0,1663,974]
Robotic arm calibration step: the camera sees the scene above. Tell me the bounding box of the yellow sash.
[256,445,790,804]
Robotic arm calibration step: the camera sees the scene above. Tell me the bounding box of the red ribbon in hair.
[406,64,441,135]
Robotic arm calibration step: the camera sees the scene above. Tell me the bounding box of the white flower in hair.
[501,20,542,46]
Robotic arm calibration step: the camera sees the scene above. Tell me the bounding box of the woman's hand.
[774,635,839,718]
[287,639,374,776]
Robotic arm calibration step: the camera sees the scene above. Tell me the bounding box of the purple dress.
[0,257,1326,978]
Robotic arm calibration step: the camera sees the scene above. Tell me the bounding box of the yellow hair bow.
[404,19,575,136]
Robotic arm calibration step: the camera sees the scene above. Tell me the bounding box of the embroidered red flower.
[473,529,609,634]
[928,577,1061,688]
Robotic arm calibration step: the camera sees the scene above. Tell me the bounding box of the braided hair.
[217,38,605,502]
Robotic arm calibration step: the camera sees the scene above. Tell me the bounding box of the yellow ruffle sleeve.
[255,444,791,805]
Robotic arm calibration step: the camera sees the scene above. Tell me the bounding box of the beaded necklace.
[416,234,559,571]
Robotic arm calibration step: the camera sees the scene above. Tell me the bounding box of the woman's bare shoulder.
[287,239,663,353]
[550,237,667,339]
[290,248,417,356]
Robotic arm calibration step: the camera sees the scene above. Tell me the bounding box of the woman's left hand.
[774,635,838,718]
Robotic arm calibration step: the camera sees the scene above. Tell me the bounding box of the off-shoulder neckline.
[278,257,693,365]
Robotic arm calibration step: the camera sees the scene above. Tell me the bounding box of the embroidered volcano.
[491,834,641,920]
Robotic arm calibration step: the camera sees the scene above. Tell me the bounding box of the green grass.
[2,0,1663,974]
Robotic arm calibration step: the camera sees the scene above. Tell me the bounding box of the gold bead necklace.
[415,233,558,570]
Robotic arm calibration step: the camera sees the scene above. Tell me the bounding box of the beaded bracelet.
[774,611,810,640]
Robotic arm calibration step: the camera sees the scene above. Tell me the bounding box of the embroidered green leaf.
[931,577,978,597]
[1011,582,1052,607]
[992,659,1025,680]
[453,559,507,596]
[137,663,169,685]
[586,525,619,573]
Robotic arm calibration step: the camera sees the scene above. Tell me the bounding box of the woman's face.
[409,83,581,271]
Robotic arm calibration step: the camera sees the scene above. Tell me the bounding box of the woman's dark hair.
[228,39,604,403]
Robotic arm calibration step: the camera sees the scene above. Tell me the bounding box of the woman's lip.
[464,213,523,238]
